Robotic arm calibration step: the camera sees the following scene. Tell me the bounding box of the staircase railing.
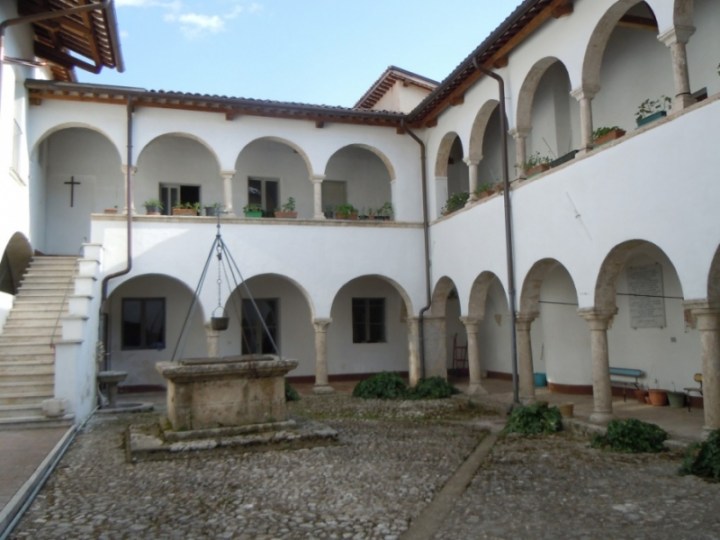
[49,258,79,350]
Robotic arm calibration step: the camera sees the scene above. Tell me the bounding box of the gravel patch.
[9,394,720,539]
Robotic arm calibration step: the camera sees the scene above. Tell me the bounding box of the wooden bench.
[684,373,703,411]
[609,367,645,401]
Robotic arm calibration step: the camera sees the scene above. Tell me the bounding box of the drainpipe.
[100,96,134,370]
[474,59,520,406]
[403,121,430,381]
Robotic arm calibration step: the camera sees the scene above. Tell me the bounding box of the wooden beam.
[450,95,464,106]
[493,56,509,69]
[34,42,100,73]
[315,120,325,128]
[552,0,573,18]
[617,14,658,31]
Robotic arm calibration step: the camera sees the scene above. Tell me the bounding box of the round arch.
[516,57,565,134]
[468,100,499,162]
[0,233,33,295]
[238,136,313,179]
[519,258,579,315]
[434,132,461,177]
[430,276,457,317]
[30,122,123,163]
[138,132,221,172]
[326,143,396,182]
[708,245,720,306]
[467,271,504,319]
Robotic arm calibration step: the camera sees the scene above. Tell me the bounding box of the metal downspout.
[403,122,430,381]
[474,60,520,406]
[100,97,134,370]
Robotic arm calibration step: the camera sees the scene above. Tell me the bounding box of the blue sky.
[79,1,521,107]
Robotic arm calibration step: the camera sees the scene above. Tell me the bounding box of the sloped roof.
[355,66,439,110]
[14,0,124,82]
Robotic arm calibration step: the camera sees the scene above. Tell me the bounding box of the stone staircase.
[0,256,78,427]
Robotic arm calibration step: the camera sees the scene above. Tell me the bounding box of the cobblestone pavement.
[9,394,720,539]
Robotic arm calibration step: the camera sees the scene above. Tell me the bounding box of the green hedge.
[504,402,563,435]
[680,429,720,481]
[591,418,667,453]
[352,373,458,400]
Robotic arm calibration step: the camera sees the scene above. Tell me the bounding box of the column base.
[520,395,536,405]
[589,411,613,425]
[313,384,335,395]
[466,382,488,396]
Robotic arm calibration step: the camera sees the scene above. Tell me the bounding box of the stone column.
[435,176,448,217]
[579,308,617,424]
[510,128,529,179]
[406,317,421,387]
[465,158,480,203]
[120,165,137,214]
[220,170,235,216]
[421,314,448,379]
[571,86,599,153]
[659,26,696,111]
[313,318,334,394]
[206,327,220,357]
[311,174,326,220]
[691,307,720,432]
[515,312,538,403]
[460,316,487,395]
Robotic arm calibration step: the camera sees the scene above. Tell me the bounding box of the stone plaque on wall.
[627,263,665,329]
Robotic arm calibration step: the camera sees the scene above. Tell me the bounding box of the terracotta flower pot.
[647,389,668,406]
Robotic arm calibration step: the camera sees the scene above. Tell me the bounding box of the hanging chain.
[216,243,223,310]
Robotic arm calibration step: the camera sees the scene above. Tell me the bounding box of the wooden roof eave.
[406,0,573,129]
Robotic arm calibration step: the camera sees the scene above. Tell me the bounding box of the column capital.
[570,85,600,102]
[459,316,481,331]
[658,25,696,47]
[310,174,325,184]
[313,318,332,332]
[509,127,530,139]
[121,164,137,176]
[463,157,480,167]
[516,311,539,327]
[578,307,618,329]
[220,169,236,179]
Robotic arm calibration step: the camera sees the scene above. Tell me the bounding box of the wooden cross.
[64,176,81,207]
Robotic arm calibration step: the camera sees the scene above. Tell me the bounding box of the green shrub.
[504,402,563,435]
[285,380,300,402]
[680,429,720,481]
[441,192,470,215]
[408,377,459,400]
[591,418,667,453]
[352,372,407,399]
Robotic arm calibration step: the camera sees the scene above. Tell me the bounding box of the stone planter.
[274,210,297,219]
[156,355,297,431]
[244,210,263,218]
[525,163,551,177]
[667,391,685,408]
[636,110,667,127]
[593,128,626,146]
[172,208,197,216]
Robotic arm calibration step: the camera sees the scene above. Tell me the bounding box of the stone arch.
[467,271,503,319]
[708,245,720,306]
[430,276,457,317]
[0,233,33,295]
[434,132,460,177]
[240,136,312,179]
[468,100,499,161]
[138,132,221,172]
[594,239,680,311]
[582,0,654,92]
[516,57,564,134]
[30,122,123,162]
[226,272,317,321]
[519,258,578,314]
[327,144,396,182]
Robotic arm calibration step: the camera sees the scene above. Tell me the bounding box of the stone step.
[3,319,58,329]
[0,342,56,355]
[0,413,73,429]
[0,353,54,363]
[6,310,65,320]
[0,389,54,407]
[0,403,45,420]
[0,326,58,338]
[19,278,76,288]
[0,372,53,385]
[0,334,59,345]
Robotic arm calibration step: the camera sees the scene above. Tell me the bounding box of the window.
[122,298,165,350]
[241,298,278,354]
[160,184,200,215]
[248,177,279,216]
[352,298,385,343]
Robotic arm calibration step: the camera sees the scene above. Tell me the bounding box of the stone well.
[156,355,298,431]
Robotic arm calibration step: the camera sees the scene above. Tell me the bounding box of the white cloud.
[168,12,225,37]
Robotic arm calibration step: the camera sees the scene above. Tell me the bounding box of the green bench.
[609,367,645,401]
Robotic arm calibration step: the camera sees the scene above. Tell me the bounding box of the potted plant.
[143,199,163,215]
[635,95,671,127]
[523,152,551,177]
[375,201,393,220]
[274,197,297,218]
[475,182,495,199]
[592,126,626,146]
[549,149,578,168]
[243,203,263,218]
[205,203,223,217]
[441,192,469,215]
[334,203,358,220]
[104,205,119,214]
[172,201,200,216]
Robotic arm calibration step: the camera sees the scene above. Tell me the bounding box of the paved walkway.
[0,378,709,538]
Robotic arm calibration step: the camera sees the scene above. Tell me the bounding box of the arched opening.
[329,275,411,378]
[0,232,32,296]
[136,134,220,216]
[686,0,720,98]
[434,134,469,216]
[324,145,393,219]
[33,127,123,254]
[235,138,312,218]
[107,274,205,388]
